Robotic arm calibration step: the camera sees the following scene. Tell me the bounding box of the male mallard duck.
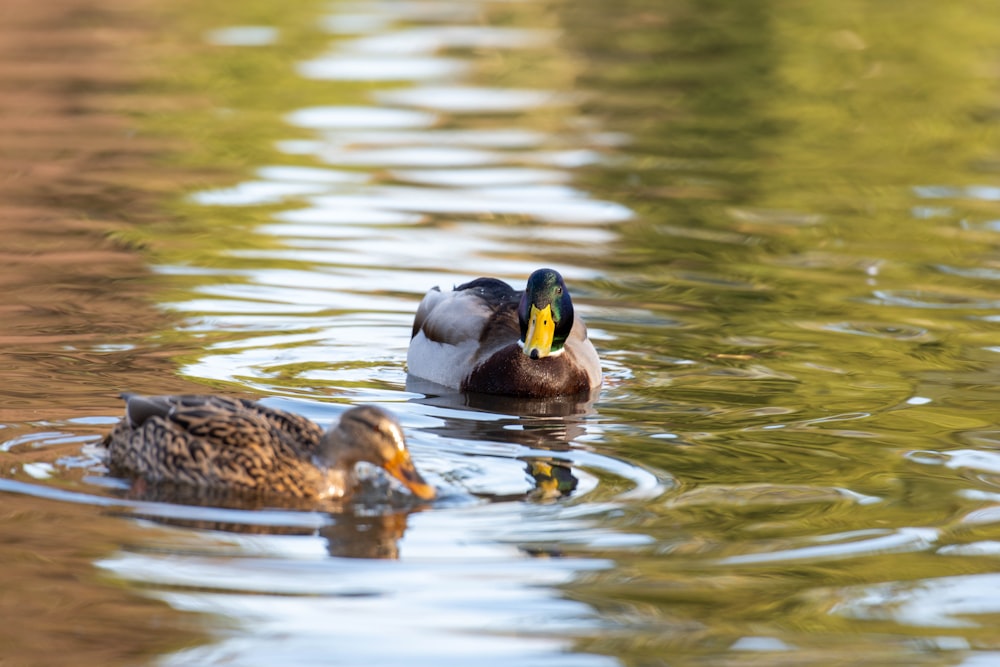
[407,268,602,397]
[103,394,435,501]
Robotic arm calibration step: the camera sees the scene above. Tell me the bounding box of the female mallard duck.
[407,268,602,398]
[104,394,436,501]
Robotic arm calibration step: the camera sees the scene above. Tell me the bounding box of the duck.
[103,394,436,501]
[406,268,602,398]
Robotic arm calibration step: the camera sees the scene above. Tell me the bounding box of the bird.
[406,268,602,398]
[103,394,436,502]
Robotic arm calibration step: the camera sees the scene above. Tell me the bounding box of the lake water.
[5,0,1000,665]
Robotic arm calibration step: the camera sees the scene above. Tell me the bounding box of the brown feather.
[105,395,333,500]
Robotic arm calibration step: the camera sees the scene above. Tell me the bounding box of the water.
[5,0,1000,664]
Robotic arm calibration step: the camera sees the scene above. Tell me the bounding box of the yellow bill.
[523,304,555,359]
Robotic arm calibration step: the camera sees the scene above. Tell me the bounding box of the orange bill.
[385,450,436,500]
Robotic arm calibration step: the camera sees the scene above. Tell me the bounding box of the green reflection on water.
[562,0,1000,661]
[573,0,1000,423]
[139,1,330,170]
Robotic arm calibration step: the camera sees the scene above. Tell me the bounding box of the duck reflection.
[110,475,427,559]
[407,376,598,419]
[406,376,595,500]
[526,458,579,498]
[319,509,409,559]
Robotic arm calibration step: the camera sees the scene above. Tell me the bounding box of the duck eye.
[555,286,563,296]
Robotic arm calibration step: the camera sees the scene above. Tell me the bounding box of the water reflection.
[320,510,410,558]
[406,376,600,420]
[833,573,1000,628]
[10,0,1000,664]
[139,502,418,560]
[205,26,280,47]
[0,470,424,560]
[164,0,629,408]
[104,546,617,667]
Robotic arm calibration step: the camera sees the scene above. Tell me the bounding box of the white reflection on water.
[191,181,332,206]
[297,54,467,81]
[273,207,423,225]
[148,558,616,667]
[314,145,507,167]
[292,187,633,224]
[717,527,939,566]
[833,573,1000,628]
[316,128,551,147]
[256,165,369,184]
[285,105,436,129]
[914,184,1000,201]
[909,448,1000,476]
[390,166,571,187]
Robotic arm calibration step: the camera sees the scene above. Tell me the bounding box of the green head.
[518,268,575,360]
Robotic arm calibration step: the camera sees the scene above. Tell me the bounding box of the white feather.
[407,287,493,388]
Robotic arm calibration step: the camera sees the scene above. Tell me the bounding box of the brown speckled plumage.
[103,394,435,502]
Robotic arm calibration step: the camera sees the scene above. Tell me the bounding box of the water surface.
[5,0,1000,665]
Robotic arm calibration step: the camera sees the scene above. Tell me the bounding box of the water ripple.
[871,289,1000,310]
[285,105,437,129]
[833,573,1000,627]
[389,166,570,187]
[297,54,467,81]
[374,86,570,113]
[205,26,279,46]
[718,527,939,566]
[802,320,932,341]
[343,26,557,53]
[190,181,332,206]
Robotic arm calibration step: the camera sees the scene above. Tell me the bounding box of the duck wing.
[463,279,522,361]
[236,399,326,454]
[411,278,516,344]
[123,394,240,425]
[109,395,323,493]
[407,278,521,388]
[123,394,323,451]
